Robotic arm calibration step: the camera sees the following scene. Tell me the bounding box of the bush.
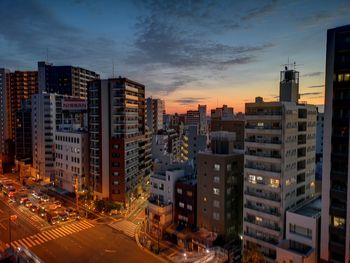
[94,200,124,213]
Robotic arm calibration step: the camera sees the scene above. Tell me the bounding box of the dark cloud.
[146,74,198,95]
[241,0,278,21]
[300,92,322,97]
[307,85,324,89]
[173,97,208,105]
[0,0,119,73]
[302,72,323,77]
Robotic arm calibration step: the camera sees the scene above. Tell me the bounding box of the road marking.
[0,222,7,230]
[21,238,34,248]
[51,229,66,237]
[37,233,49,242]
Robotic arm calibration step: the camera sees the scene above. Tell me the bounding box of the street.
[30,224,164,263]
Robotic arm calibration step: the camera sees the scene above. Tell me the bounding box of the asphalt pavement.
[31,224,164,263]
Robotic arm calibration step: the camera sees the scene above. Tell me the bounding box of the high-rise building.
[197,131,243,241]
[243,92,317,261]
[146,97,165,133]
[198,104,208,135]
[38,61,99,99]
[321,24,350,263]
[88,77,152,204]
[15,99,33,162]
[211,105,245,150]
[0,68,11,172]
[186,110,200,126]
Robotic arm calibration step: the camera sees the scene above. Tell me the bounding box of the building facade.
[146,97,165,133]
[197,132,244,241]
[15,99,32,162]
[243,95,317,261]
[321,24,350,262]
[38,61,99,99]
[88,77,152,204]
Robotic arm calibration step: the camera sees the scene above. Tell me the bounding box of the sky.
[0,0,349,113]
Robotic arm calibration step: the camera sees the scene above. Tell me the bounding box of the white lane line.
[21,238,34,248]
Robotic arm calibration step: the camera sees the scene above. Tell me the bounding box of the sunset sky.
[1,0,350,113]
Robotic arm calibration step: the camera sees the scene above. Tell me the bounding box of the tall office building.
[186,110,200,126]
[38,61,99,99]
[15,99,33,162]
[198,104,208,135]
[243,69,317,262]
[321,24,350,263]
[197,131,243,241]
[88,77,152,204]
[146,97,165,133]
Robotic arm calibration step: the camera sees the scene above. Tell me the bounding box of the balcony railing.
[245,190,281,202]
[245,138,281,144]
[244,204,281,216]
[245,152,281,159]
[244,217,281,232]
[245,164,281,173]
[244,231,279,245]
[246,125,281,130]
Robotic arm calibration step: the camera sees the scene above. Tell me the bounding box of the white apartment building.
[243,69,317,262]
[54,131,89,192]
[150,167,185,204]
[32,93,57,182]
[276,196,321,263]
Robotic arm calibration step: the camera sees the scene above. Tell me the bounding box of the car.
[66,208,80,220]
[58,210,69,221]
[20,197,29,205]
[32,192,44,199]
[25,201,33,208]
[38,207,46,218]
[40,195,50,202]
[30,205,38,213]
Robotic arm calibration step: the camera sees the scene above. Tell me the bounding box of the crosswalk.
[9,220,94,249]
[109,220,137,238]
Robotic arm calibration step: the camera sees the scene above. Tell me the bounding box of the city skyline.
[1,0,350,113]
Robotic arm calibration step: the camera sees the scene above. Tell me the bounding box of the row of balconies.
[244,231,279,245]
[244,203,281,216]
[244,217,281,232]
[245,190,281,202]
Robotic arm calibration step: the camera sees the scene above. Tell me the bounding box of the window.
[214,176,220,184]
[270,179,279,188]
[203,197,207,202]
[248,175,256,184]
[212,163,221,171]
[187,204,192,211]
[213,200,220,208]
[177,188,183,194]
[227,164,232,171]
[213,212,220,220]
[333,216,346,229]
[186,191,192,197]
[256,216,262,222]
[213,188,220,195]
[179,202,185,208]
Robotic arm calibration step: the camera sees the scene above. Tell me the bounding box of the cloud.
[306,85,324,89]
[300,92,322,97]
[173,97,208,105]
[241,0,278,21]
[302,72,323,77]
[146,74,198,95]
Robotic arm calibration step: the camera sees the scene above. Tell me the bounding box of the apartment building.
[243,97,317,261]
[146,97,165,133]
[15,99,32,162]
[88,77,152,204]
[321,24,350,262]
[197,131,244,241]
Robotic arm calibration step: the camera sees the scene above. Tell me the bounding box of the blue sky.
[0,0,349,112]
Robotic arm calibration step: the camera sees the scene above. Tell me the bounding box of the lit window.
[345,73,350,81]
[248,175,256,184]
[256,176,263,183]
[286,179,291,186]
[177,188,183,194]
[270,179,279,188]
[214,176,220,184]
[213,188,220,195]
[333,216,345,229]
[186,191,193,197]
[214,164,220,171]
[257,122,264,127]
[187,204,192,211]
[203,197,207,202]
[338,74,344,82]
[227,164,232,171]
[256,216,262,222]
[179,202,185,208]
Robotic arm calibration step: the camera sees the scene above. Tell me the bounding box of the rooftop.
[289,196,321,218]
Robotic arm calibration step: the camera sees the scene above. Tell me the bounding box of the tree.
[243,244,264,263]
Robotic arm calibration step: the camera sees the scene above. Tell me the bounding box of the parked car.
[47,211,60,225]
[38,207,46,218]
[58,210,69,222]
[41,195,50,202]
[66,208,80,220]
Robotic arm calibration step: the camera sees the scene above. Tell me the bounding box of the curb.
[135,225,170,263]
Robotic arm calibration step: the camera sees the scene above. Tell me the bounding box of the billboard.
[62,99,87,111]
